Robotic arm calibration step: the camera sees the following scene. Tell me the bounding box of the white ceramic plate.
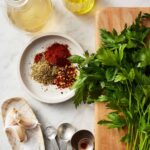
[19,33,84,103]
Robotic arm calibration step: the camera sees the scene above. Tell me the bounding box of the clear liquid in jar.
[7,0,52,32]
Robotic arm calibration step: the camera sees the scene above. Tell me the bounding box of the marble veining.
[0,0,150,149]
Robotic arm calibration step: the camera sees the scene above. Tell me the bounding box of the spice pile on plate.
[31,43,78,89]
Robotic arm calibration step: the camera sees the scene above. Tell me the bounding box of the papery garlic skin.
[19,116,39,129]
[5,108,39,143]
[5,108,21,126]
[5,108,39,129]
[5,125,27,142]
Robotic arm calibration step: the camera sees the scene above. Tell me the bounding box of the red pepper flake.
[44,43,71,67]
[32,43,78,89]
[34,53,43,63]
[53,65,77,89]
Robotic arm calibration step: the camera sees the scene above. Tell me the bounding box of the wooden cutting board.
[95,7,150,150]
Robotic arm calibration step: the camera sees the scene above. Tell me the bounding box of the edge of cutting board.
[95,7,150,150]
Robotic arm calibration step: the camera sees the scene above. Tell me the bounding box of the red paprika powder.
[34,53,43,63]
[44,43,71,67]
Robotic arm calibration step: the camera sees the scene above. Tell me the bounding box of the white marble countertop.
[0,0,150,149]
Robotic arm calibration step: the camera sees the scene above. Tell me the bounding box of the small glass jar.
[64,0,95,15]
[5,0,52,32]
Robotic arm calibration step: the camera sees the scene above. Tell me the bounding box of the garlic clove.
[5,108,21,126]
[5,125,27,142]
[19,116,39,129]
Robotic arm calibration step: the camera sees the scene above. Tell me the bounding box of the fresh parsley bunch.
[69,13,150,149]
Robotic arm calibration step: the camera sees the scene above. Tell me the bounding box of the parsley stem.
[133,130,138,150]
[140,135,148,150]
[130,125,134,150]
[125,80,132,110]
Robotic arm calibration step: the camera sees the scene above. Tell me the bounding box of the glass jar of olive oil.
[5,0,52,32]
[64,0,95,15]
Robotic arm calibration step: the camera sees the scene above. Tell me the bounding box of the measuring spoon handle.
[59,140,67,150]
[51,139,59,150]
[67,141,72,150]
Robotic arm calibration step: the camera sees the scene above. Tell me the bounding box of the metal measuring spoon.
[57,123,76,150]
[71,130,95,150]
[45,126,59,150]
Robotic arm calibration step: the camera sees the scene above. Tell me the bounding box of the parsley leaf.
[71,12,150,149]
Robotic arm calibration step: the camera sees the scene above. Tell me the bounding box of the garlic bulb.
[5,108,39,129]
[19,116,39,129]
[5,108,39,143]
[5,125,27,142]
[5,108,21,126]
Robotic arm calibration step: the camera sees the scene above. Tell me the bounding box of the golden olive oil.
[64,0,95,15]
[7,0,52,32]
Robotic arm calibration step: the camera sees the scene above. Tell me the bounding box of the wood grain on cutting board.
[95,7,150,150]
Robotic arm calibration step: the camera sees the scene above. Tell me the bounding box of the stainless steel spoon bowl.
[45,126,59,150]
[57,123,76,150]
[57,123,76,141]
[71,130,95,150]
